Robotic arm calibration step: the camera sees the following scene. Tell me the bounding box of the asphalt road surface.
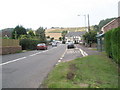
[2,44,66,88]
[1,44,86,88]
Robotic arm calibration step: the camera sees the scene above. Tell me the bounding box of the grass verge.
[43,54,119,88]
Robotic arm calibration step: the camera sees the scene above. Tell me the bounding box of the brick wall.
[102,17,120,33]
[0,46,22,55]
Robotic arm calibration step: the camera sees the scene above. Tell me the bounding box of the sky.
[0,0,119,30]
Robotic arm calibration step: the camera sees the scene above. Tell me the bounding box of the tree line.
[12,25,46,41]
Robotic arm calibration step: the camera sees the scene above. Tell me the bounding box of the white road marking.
[1,46,60,66]
[0,57,27,66]
[58,60,61,62]
[79,48,88,57]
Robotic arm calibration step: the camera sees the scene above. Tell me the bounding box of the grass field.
[45,27,86,33]
[45,27,87,40]
[43,53,119,88]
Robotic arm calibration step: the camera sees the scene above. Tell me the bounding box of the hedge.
[105,27,120,64]
[20,39,46,50]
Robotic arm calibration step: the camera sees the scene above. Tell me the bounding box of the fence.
[1,39,19,46]
[0,39,22,55]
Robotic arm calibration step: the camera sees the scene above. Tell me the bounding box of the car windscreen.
[37,44,45,46]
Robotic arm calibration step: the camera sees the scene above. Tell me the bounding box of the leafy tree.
[35,27,46,41]
[51,37,54,41]
[28,30,35,37]
[46,36,50,38]
[93,25,99,32]
[19,35,29,39]
[98,18,116,29]
[12,25,27,39]
[59,37,62,41]
[83,31,97,47]
[62,31,68,40]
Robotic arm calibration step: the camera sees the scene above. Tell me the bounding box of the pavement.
[76,44,100,55]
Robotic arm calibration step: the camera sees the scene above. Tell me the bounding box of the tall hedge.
[104,30,112,58]
[20,39,46,50]
[111,28,120,63]
[105,27,120,64]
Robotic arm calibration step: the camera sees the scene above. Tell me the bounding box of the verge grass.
[43,54,118,88]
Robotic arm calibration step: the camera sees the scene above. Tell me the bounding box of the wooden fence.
[1,39,20,46]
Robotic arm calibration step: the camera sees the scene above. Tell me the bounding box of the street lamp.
[78,14,90,32]
[77,14,87,31]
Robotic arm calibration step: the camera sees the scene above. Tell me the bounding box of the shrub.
[105,27,120,64]
[111,27,120,63]
[20,39,46,50]
[104,30,113,58]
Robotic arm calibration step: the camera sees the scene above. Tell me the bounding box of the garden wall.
[0,39,22,55]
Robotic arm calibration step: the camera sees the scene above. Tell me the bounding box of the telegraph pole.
[87,14,90,32]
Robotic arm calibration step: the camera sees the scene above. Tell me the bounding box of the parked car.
[52,42,57,47]
[67,42,75,49]
[37,43,47,50]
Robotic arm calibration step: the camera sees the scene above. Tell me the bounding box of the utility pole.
[87,14,90,32]
[84,15,86,31]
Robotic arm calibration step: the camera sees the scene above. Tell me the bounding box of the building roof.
[96,33,104,38]
[65,31,86,37]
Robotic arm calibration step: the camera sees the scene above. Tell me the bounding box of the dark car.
[67,42,75,49]
[37,43,47,50]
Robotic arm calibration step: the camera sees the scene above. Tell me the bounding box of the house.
[101,17,120,33]
[0,28,14,38]
[65,31,86,43]
[96,17,120,51]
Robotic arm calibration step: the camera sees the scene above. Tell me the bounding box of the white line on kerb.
[79,48,88,57]
[0,57,27,66]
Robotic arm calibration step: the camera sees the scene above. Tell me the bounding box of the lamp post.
[78,14,90,32]
[77,14,87,31]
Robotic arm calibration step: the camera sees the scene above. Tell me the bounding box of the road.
[1,44,85,88]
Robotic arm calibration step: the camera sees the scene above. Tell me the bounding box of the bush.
[20,39,46,50]
[104,30,113,58]
[105,27,120,64]
[111,27,120,63]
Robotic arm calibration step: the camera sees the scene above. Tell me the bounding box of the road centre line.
[1,46,59,66]
[0,57,27,66]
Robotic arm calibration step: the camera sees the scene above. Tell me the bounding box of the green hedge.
[20,39,46,50]
[105,30,112,58]
[105,27,120,64]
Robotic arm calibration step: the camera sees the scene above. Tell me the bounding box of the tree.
[62,31,68,40]
[46,36,50,38]
[36,27,46,41]
[93,25,99,32]
[51,37,54,41]
[83,31,97,47]
[12,25,27,39]
[59,37,62,41]
[28,30,35,37]
[98,18,116,30]
[19,35,29,39]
